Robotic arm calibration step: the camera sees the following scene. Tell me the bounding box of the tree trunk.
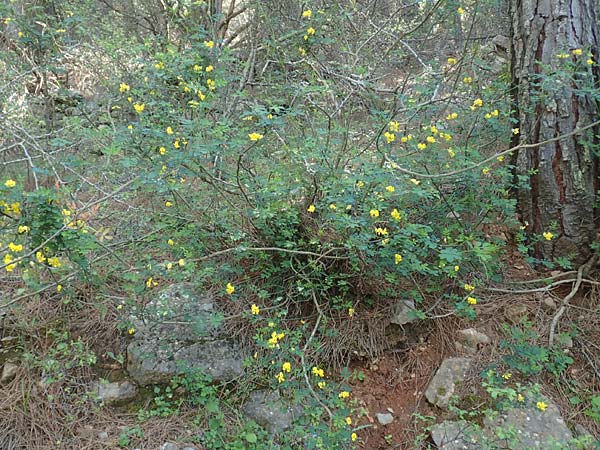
[510,0,600,262]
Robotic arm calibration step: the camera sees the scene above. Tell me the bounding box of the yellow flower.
[351,433,358,442]
[345,417,352,425]
[348,307,354,317]
[128,327,136,335]
[133,103,145,113]
[517,393,525,402]
[166,262,173,270]
[307,204,316,213]
[572,48,582,56]
[497,155,505,162]
[543,231,554,241]
[457,7,465,14]
[426,136,436,144]
[159,147,167,155]
[454,265,460,272]
[512,127,520,135]
[56,284,62,292]
[375,227,388,237]
[472,98,483,108]
[276,372,285,383]
[302,9,312,18]
[482,167,490,175]
[282,362,291,372]
[384,131,395,143]
[369,209,380,218]
[119,82,130,93]
[338,391,350,399]
[204,40,215,49]
[394,254,403,265]
[205,65,214,72]
[463,76,473,83]
[417,142,427,150]
[385,185,395,193]
[587,58,594,65]
[178,258,185,267]
[174,139,180,149]
[166,126,174,135]
[18,225,30,234]
[226,283,235,295]
[248,132,264,141]
[464,283,475,292]
[165,201,173,207]
[36,251,46,263]
[447,57,457,65]
[127,124,133,130]
[167,239,174,246]
[298,47,307,56]
[410,178,420,185]
[536,401,547,411]
[329,203,337,210]
[502,372,512,380]
[311,366,325,377]
[206,79,216,90]
[251,304,260,315]
[8,242,22,252]
[391,209,401,220]
[356,180,365,188]
[389,121,400,132]
[154,61,164,69]
[446,112,458,120]
[447,148,456,158]
[47,256,61,268]
[193,64,203,72]
[467,296,477,305]
[306,27,316,35]
[4,179,16,188]
[317,381,326,389]
[146,277,157,288]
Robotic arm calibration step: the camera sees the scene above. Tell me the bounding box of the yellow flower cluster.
[268,330,285,348]
[311,366,325,377]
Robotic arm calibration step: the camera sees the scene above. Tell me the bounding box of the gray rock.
[455,329,490,354]
[431,421,482,450]
[97,431,109,441]
[376,413,394,425]
[504,305,528,324]
[181,447,197,450]
[425,357,472,408]
[159,444,179,450]
[241,390,293,433]
[390,299,418,326]
[483,399,573,449]
[1,362,18,384]
[126,284,243,386]
[93,380,138,405]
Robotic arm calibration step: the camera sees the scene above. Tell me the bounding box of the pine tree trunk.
[510,0,600,262]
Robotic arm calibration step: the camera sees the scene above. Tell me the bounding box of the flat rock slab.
[432,399,574,449]
[455,328,490,354]
[241,390,293,433]
[425,357,472,408]
[127,283,243,386]
[93,380,138,405]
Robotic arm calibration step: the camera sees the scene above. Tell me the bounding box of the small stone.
[241,390,293,433]
[97,431,109,441]
[425,357,472,409]
[390,299,418,326]
[93,380,138,405]
[455,329,490,354]
[1,362,18,384]
[159,443,179,450]
[542,297,557,309]
[376,413,394,425]
[504,305,528,324]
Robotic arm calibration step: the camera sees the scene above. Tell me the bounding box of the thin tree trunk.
[510,0,600,262]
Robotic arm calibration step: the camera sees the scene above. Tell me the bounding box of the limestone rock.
[483,400,573,449]
[93,380,138,405]
[390,299,418,326]
[425,357,472,408]
[431,421,481,450]
[376,413,394,425]
[126,283,243,386]
[241,390,293,433]
[1,361,18,384]
[159,444,179,450]
[455,328,490,354]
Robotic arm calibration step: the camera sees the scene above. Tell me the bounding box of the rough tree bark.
[510,0,600,262]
